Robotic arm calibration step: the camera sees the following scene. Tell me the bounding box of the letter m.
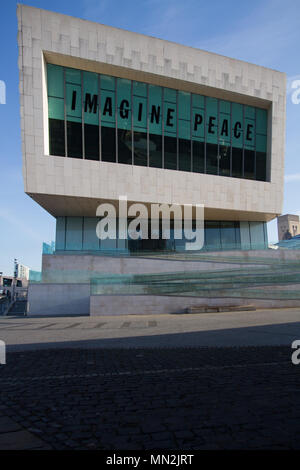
[85,93,98,113]
[151,203,182,240]
[0,80,6,104]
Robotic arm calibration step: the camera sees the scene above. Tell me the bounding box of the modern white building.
[15,262,30,280]
[17,5,287,315]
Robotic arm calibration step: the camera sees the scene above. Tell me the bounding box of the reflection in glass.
[244,149,255,180]
[192,141,204,173]
[179,139,191,172]
[134,131,147,166]
[232,147,243,178]
[164,136,177,170]
[118,129,132,165]
[85,124,99,160]
[149,134,162,168]
[205,221,221,251]
[67,121,82,158]
[219,143,230,176]
[206,143,218,175]
[220,221,236,250]
[256,152,266,181]
[101,126,116,162]
[49,119,65,156]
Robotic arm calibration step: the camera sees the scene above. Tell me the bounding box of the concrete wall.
[27,251,300,316]
[41,250,300,283]
[41,253,261,283]
[28,283,90,316]
[17,5,285,222]
[90,294,300,316]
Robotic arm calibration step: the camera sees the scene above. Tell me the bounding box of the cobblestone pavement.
[0,345,299,450]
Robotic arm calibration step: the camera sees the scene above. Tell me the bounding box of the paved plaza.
[0,308,300,450]
[1,307,300,351]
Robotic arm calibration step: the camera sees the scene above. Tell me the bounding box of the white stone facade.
[17,5,286,223]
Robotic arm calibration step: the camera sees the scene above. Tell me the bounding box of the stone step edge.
[183,305,256,314]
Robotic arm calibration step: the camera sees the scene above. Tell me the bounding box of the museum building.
[17,5,286,315]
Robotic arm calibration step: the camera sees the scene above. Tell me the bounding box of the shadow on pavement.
[5,320,300,351]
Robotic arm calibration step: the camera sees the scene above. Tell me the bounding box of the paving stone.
[0,416,22,433]
[0,345,298,449]
[0,429,51,450]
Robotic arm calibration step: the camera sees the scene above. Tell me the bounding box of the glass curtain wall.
[47,64,268,182]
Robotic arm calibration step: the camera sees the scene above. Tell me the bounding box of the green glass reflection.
[47,64,269,181]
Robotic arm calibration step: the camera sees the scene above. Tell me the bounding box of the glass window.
[256,151,266,181]
[49,118,65,157]
[232,103,243,150]
[192,140,204,173]
[83,217,100,250]
[47,64,65,156]
[149,134,162,168]
[206,143,218,175]
[65,217,83,250]
[133,81,147,166]
[219,143,231,176]
[101,75,116,162]
[149,85,163,168]
[220,221,237,250]
[47,65,269,183]
[244,149,255,180]
[83,71,99,160]
[164,88,177,170]
[179,138,191,172]
[219,101,231,176]
[232,147,243,178]
[205,221,221,251]
[65,68,82,158]
[255,108,267,181]
[3,278,12,287]
[178,91,191,171]
[117,78,132,165]
[206,98,218,175]
[192,94,205,173]
[134,131,147,166]
[164,136,177,170]
[101,126,116,162]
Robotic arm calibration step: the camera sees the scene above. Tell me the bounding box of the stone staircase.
[7,300,27,316]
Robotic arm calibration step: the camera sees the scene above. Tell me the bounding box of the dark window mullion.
[230,102,232,177]
[204,96,207,173]
[131,80,134,165]
[64,68,68,158]
[162,87,164,168]
[242,104,245,177]
[190,93,193,172]
[98,74,102,161]
[81,70,85,159]
[147,84,149,167]
[254,108,257,180]
[115,77,118,163]
[176,90,179,171]
[217,99,220,176]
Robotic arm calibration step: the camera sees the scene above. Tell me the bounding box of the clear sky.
[1,0,299,275]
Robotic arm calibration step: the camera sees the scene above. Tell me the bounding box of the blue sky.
[0,0,300,275]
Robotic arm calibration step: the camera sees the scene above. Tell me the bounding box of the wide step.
[185,305,256,314]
